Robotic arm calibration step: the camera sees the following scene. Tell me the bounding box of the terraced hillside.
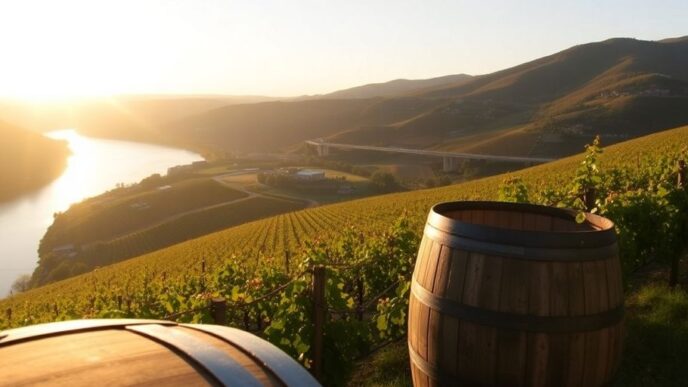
[34,177,307,285]
[3,125,688,325]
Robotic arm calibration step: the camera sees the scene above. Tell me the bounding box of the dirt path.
[80,174,315,250]
[80,193,259,250]
[212,173,319,208]
[79,173,316,251]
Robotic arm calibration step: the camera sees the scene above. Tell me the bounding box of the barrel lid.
[428,201,616,249]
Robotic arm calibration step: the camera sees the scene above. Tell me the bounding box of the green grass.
[347,340,412,387]
[614,284,688,386]
[347,281,688,387]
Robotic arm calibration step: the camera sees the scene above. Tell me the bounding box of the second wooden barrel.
[408,201,624,387]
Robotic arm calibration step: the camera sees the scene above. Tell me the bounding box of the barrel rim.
[0,319,177,347]
[1,319,320,387]
[429,201,616,248]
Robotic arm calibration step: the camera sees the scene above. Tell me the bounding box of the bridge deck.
[305,140,554,164]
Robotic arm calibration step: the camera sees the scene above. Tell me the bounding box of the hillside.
[0,95,282,154]
[32,175,308,285]
[32,163,378,286]
[2,38,684,160]
[0,121,69,202]
[3,124,688,317]
[3,126,688,385]
[169,37,688,158]
[317,74,473,99]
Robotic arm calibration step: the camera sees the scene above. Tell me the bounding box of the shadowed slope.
[0,121,69,202]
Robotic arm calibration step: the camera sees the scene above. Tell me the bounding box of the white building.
[295,169,325,181]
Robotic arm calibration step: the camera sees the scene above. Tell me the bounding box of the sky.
[0,0,686,100]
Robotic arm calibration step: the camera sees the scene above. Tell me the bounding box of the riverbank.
[0,122,70,203]
[0,130,203,296]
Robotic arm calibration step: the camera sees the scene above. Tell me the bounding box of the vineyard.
[34,196,306,284]
[2,125,688,385]
[40,178,248,251]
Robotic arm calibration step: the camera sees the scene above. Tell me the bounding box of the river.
[0,129,203,296]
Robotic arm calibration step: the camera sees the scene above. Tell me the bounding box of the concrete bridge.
[305,139,555,172]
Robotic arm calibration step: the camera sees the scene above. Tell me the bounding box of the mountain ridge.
[2,36,686,160]
[164,36,688,158]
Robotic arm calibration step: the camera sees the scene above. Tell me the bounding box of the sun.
[0,1,157,103]
[4,56,122,102]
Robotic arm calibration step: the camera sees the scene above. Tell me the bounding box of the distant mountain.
[376,37,688,156]
[0,121,69,202]
[318,74,473,99]
[6,37,686,160]
[0,95,285,152]
[168,98,393,152]
[659,36,688,44]
[169,36,688,158]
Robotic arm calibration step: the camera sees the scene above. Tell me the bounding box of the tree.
[139,173,163,189]
[11,274,31,293]
[438,176,452,186]
[371,171,399,193]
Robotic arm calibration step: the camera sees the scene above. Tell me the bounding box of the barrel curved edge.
[1,319,320,386]
[428,201,617,249]
[0,319,177,347]
[183,324,321,387]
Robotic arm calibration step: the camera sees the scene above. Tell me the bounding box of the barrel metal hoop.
[183,324,320,387]
[127,324,262,387]
[0,319,177,347]
[424,223,618,262]
[412,281,624,333]
[428,201,617,249]
[408,343,456,385]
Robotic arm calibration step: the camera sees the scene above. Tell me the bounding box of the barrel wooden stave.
[409,202,624,387]
[0,319,320,387]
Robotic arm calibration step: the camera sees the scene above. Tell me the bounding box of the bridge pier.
[316,144,330,157]
[442,156,459,172]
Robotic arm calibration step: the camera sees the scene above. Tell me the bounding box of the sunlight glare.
[44,129,100,212]
[0,1,173,102]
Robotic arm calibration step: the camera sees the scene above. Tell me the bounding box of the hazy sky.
[0,0,686,99]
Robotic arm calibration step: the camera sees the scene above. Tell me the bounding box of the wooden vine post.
[210,297,227,325]
[356,277,365,321]
[5,308,11,322]
[670,159,687,288]
[284,250,291,275]
[200,258,206,292]
[311,265,326,381]
[584,187,596,212]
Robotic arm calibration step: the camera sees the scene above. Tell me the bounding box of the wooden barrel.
[408,201,624,387]
[0,319,320,387]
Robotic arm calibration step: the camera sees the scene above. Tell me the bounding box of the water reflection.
[0,129,202,296]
